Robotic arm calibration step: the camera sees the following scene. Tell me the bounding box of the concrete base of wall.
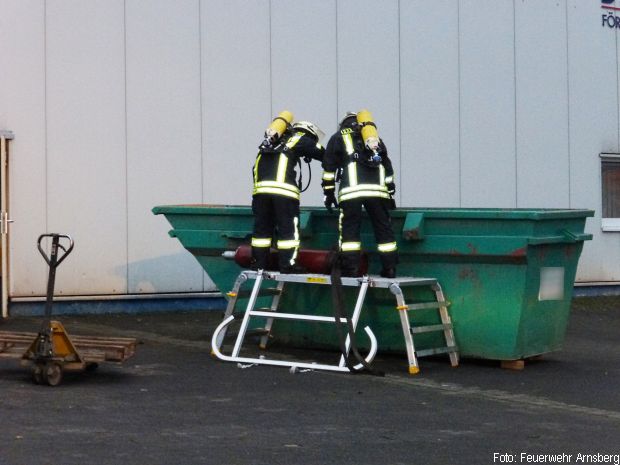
[5,285,618,318]
[573,285,620,297]
[7,294,227,317]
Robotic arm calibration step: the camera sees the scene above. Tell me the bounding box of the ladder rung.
[249,310,349,323]
[416,346,458,358]
[406,301,449,311]
[410,323,453,334]
[233,307,275,318]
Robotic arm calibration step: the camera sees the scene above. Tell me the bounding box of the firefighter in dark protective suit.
[251,119,325,273]
[322,111,398,278]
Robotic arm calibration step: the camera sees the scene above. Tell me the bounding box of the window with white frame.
[601,153,620,231]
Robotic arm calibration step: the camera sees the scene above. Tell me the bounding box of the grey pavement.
[0,296,619,465]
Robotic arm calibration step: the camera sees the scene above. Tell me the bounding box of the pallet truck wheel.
[43,362,63,387]
[32,364,45,385]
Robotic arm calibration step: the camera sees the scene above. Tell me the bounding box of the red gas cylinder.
[229,244,368,276]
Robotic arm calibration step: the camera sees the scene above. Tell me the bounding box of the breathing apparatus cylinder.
[356,109,382,164]
[263,110,294,147]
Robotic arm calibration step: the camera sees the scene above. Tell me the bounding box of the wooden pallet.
[0,330,137,364]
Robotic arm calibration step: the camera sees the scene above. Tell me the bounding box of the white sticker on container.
[538,267,565,301]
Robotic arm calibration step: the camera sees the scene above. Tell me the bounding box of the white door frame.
[0,130,14,318]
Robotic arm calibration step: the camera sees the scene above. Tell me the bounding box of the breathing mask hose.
[298,157,312,193]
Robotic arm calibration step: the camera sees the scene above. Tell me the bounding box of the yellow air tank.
[356,109,380,152]
[265,110,294,143]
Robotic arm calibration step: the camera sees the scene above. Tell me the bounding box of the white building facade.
[1,0,619,304]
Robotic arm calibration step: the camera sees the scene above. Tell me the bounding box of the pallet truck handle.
[37,233,74,268]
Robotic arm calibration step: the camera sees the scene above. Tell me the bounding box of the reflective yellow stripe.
[323,185,335,190]
[378,242,398,253]
[339,184,388,195]
[343,133,355,155]
[253,153,261,184]
[341,242,361,252]
[276,153,288,183]
[290,216,300,265]
[277,239,300,249]
[251,237,272,247]
[322,171,335,181]
[286,132,303,149]
[338,210,344,249]
[347,162,357,187]
[254,180,300,194]
[385,175,393,184]
[339,190,390,202]
[379,165,385,186]
[253,186,300,199]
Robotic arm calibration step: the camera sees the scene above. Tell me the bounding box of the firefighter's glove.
[324,190,339,213]
[387,182,396,197]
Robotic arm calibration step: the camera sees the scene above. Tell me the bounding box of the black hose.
[298,158,312,193]
[330,252,384,376]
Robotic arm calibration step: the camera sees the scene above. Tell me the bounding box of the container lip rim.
[153,204,595,219]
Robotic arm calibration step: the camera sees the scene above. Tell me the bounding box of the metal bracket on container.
[402,212,425,241]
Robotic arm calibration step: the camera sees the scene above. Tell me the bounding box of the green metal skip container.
[152,205,593,361]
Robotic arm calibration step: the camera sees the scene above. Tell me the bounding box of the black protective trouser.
[339,197,398,274]
[251,194,300,271]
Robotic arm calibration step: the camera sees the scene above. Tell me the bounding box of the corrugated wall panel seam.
[124,0,129,291]
[513,0,518,208]
[269,0,273,117]
[397,0,401,203]
[335,0,338,120]
[44,0,48,233]
[198,0,204,291]
[457,0,462,207]
[565,1,571,208]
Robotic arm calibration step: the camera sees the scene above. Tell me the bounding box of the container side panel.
[515,1,569,208]
[0,1,48,296]
[569,1,620,282]
[459,0,516,208]
[126,0,205,293]
[270,0,337,206]
[202,0,270,207]
[46,0,127,295]
[337,0,401,204]
[399,1,460,208]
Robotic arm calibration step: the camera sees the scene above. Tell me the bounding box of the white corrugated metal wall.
[0,0,618,298]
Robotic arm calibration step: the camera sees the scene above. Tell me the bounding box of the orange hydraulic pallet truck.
[0,234,138,386]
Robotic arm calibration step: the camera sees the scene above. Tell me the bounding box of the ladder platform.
[239,270,439,289]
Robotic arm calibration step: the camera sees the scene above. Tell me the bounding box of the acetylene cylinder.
[229,244,368,276]
[265,110,294,142]
[356,109,380,152]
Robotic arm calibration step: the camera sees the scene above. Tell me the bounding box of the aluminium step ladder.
[389,280,459,374]
[211,270,459,374]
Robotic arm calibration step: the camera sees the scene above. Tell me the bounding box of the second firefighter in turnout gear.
[322,110,398,278]
[252,114,325,273]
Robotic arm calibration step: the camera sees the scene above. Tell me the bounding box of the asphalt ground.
[0,296,619,465]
